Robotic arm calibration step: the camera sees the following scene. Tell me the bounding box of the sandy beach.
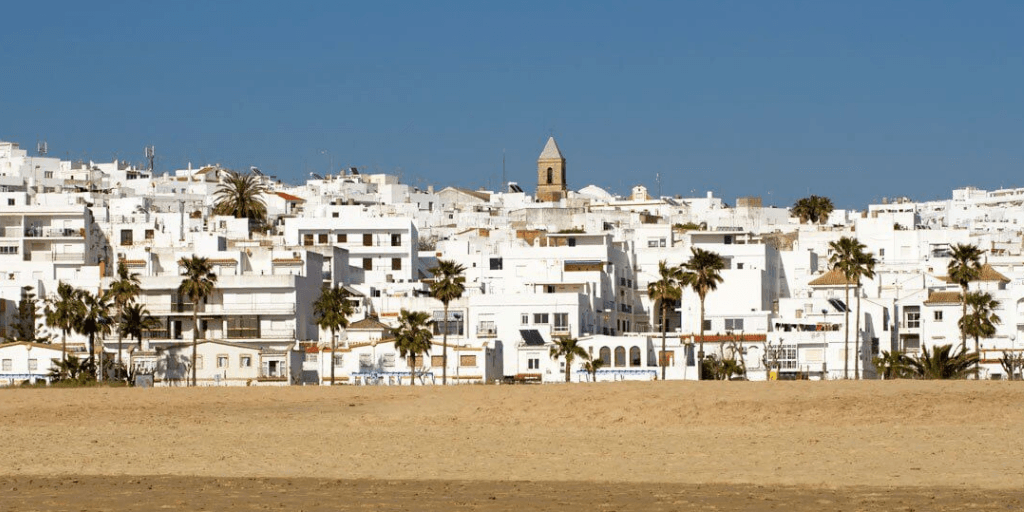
[2,380,1023,510]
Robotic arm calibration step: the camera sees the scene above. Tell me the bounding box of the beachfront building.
[132,339,299,386]
[0,341,69,386]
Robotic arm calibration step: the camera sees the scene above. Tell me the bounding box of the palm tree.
[960,291,1000,377]
[648,260,682,380]
[851,247,877,380]
[948,243,983,351]
[178,255,218,387]
[119,302,159,352]
[313,285,354,385]
[549,336,590,383]
[394,309,434,386]
[829,236,862,379]
[429,259,466,385]
[905,344,979,379]
[106,261,141,374]
[213,170,269,232]
[78,290,113,381]
[582,357,605,382]
[872,351,911,379]
[44,282,84,364]
[792,195,835,224]
[681,247,725,375]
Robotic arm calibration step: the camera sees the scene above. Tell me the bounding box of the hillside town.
[0,136,1021,386]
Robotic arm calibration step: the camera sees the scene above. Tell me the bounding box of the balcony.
[476,326,497,338]
[24,227,83,238]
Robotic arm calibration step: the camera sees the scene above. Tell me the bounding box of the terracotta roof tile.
[808,269,854,287]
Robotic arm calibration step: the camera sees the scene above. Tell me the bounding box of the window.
[44,171,53,179]
[431,355,444,367]
[553,313,569,333]
[337,233,347,243]
[29,359,38,371]
[1,359,10,371]
[332,212,339,218]
[527,358,540,370]
[305,353,318,363]
[703,319,712,331]
[363,233,373,246]
[779,345,798,370]
[724,318,744,330]
[460,355,477,367]
[226,316,259,338]
[546,168,553,184]
[533,313,549,324]
[737,263,744,270]
[318,233,328,244]
[0,246,18,254]
[391,234,402,247]
[433,311,464,336]
[195,355,203,370]
[359,353,373,367]
[303,234,314,246]
[392,258,402,270]
[630,347,641,367]
[906,310,921,328]
[382,353,395,367]
[521,313,529,325]
[7,199,14,206]
[489,258,503,270]
[934,311,943,321]
[879,248,885,257]
[363,258,373,271]
[614,347,626,367]
[145,229,154,240]
[334,354,343,367]
[120,229,133,246]
[599,347,611,365]
[217,355,229,368]
[240,355,252,368]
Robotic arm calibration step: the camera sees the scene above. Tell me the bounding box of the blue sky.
[2,1,1022,208]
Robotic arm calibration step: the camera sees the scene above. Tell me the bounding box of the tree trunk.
[97,333,104,382]
[960,286,968,352]
[855,284,862,380]
[330,327,336,386]
[61,330,67,364]
[699,297,706,380]
[442,303,449,385]
[844,284,850,380]
[117,306,123,381]
[660,301,668,381]
[974,334,981,380]
[565,355,572,383]
[410,354,416,386]
[191,309,199,387]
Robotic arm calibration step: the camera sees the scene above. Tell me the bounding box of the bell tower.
[536,136,567,202]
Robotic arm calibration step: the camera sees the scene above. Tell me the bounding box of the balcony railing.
[24,227,82,238]
[476,326,497,338]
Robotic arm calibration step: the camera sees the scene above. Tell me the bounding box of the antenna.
[144,146,155,171]
[36,141,47,156]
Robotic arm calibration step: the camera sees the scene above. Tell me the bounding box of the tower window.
[546,168,553,184]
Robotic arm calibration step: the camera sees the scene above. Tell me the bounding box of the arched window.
[599,347,611,365]
[630,347,641,367]
[614,347,626,367]
[546,168,553,184]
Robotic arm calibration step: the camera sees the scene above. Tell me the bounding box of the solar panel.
[520,329,546,346]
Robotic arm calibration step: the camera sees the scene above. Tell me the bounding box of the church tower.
[536,136,567,202]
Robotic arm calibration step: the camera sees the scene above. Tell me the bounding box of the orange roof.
[942,264,1010,283]
[276,192,305,202]
[808,269,854,287]
[924,291,962,305]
